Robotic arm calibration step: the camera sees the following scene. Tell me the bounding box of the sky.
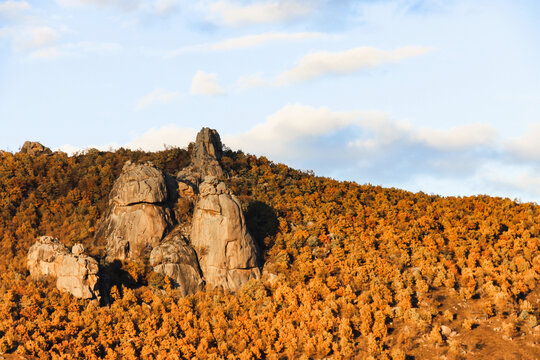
[0,0,539,203]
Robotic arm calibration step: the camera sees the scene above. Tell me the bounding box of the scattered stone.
[441,325,452,337]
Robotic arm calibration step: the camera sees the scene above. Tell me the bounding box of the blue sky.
[1,0,539,202]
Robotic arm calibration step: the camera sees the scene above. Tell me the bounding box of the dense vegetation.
[0,146,538,359]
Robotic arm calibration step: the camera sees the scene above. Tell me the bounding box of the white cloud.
[483,163,540,201]
[136,89,182,110]
[65,41,122,53]
[160,31,328,57]
[506,123,540,162]
[0,0,31,18]
[226,104,371,154]
[225,104,498,160]
[56,126,196,154]
[153,0,181,15]
[56,0,180,14]
[125,126,197,151]
[14,26,61,51]
[27,41,122,60]
[277,46,431,85]
[237,73,267,89]
[239,46,431,87]
[51,104,538,202]
[208,0,314,26]
[190,71,226,96]
[415,123,498,150]
[28,46,62,59]
[55,0,137,8]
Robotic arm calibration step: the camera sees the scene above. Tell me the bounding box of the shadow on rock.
[245,200,279,256]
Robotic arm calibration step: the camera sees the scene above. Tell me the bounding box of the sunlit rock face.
[149,234,204,296]
[97,161,173,262]
[191,176,260,292]
[177,127,225,183]
[28,237,99,299]
[95,128,261,294]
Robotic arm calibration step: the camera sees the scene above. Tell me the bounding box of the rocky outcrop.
[20,141,52,156]
[191,177,260,291]
[150,234,204,296]
[28,236,99,299]
[97,161,173,261]
[94,128,261,294]
[178,127,225,182]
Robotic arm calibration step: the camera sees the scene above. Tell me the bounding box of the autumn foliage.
[0,146,538,359]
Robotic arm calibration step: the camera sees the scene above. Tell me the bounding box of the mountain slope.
[0,145,538,359]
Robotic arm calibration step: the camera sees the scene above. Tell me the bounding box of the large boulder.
[191,177,260,291]
[149,234,204,296]
[28,236,70,279]
[97,162,173,262]
[109,161,168,205]
[28,237,100,299]
[20,141,52,156]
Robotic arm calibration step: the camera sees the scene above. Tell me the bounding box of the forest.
[0,145,538,359]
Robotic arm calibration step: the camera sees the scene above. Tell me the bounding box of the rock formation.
[20,141,52,156]
[95,127,261,294]
[191,176,260,291]
[150,234,204,296]
[177,127,225,181]
[28,236,99,299]
[97,161,173,261]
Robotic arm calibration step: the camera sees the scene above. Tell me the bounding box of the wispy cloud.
[0,0,31,19]
[55,0,141,11]
[152,0,181,15]
[158,31,329,58]
[12,26,61,51]
[27,41,122,59]
[190,71,226,96]
[240,46,431,87]
[207,0,314,26]
[56,0,181,14]
[135,88,182,110]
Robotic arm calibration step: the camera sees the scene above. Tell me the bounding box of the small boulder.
[28,236,70,280]
[440,325,452,337]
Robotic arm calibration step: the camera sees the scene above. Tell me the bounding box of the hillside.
[0,134,538,359]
